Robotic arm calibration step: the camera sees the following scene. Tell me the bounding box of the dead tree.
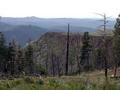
[65,24,70,75]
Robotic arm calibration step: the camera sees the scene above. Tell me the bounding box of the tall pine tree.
[6,39,19,75]
[25,43,34,74]
[17,47,25,74]
[0,32,7,73]
[80,32,92,71]
[113,14,120,77]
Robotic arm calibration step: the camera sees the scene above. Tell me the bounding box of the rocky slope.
[31,32,113,75]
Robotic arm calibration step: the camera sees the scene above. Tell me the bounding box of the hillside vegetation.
[0,70,119,90]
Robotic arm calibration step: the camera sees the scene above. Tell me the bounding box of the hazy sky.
[0,0,120,18]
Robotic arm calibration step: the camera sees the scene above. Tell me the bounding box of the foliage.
[112,14,120,77]
[80,32,92,71]
[48,78,60,88]
[35,64,47,75]
[24,77,35,84]
[0,76,119,90]
[113,15,120,58]
[25,43,34,74]
[0,32,7,73]
[36,79,44,85]
[6,39,18,75]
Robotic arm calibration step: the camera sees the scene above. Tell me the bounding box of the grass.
[0,71,120,90]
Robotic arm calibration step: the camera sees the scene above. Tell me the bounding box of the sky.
[0,0,120,18]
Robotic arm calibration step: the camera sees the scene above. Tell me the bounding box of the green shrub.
[67,80,86,90]
[5,80,21,88]
[35,64,47,75]
[49,79,60,88]
[25,84,37,90]
[14,79,22,86]
[36,79,44,85]
[0,85,7,90]
[105,83,120,90]
[24,77,35,84]
[6,82,11,88]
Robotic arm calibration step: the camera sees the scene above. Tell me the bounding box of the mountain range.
[0,17,115,46]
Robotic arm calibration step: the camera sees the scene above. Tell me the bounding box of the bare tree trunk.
[70,64,73,75]
[104,57,108,81]
[57,57,60,77]
[104,38,110,82]
[51,53,55,76]
[45,52,48,75]
[65,24,70,75]
[114,63,117,77]
[76,56,81,74]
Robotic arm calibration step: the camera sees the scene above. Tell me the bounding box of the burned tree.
[65,24,70,75]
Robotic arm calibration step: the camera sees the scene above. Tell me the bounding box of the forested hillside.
[0,22,47,45]
[31,32,113,76]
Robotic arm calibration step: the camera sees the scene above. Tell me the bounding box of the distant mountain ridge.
[0,17,115,46]
[0,17,115,29]
[0,23,47,46]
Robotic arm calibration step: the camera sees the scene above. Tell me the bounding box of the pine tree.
[113,14,120,77]
[17,47,25,74]
[0,32,5,47]
[80,32,92,71]
[0,32,7,73]
[25,43,34,74]
[95,48,104,70]
[6,39,19,75]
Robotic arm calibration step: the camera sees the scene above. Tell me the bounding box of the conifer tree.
[113,14,120,77]
[0,32,7,73]
[80,32,92,71]
[6,39,19,75]
[17,47,25,74]
[25,43,34,74]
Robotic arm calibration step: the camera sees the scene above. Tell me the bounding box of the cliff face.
[32,32,113,75]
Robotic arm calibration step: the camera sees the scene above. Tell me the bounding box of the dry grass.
[0,70,120,90]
